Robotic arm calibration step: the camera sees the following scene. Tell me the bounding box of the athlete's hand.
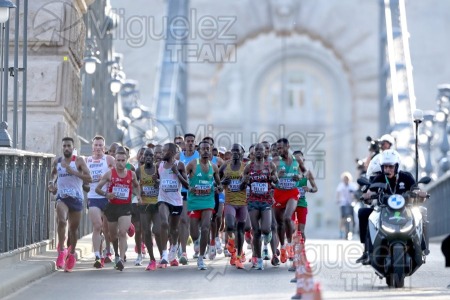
[48,182,57,194]
[105,192,115,200]
[171,164,179,175]
[292,174,300,181]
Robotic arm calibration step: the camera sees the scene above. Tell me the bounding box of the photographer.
[365,134,395,178]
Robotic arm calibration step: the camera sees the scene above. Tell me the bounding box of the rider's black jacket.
[370,171,416,201]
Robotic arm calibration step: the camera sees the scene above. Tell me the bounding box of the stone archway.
[187,0,379,234]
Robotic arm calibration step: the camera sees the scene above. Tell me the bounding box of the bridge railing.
[0,149,93,254]
[425,172,450,238]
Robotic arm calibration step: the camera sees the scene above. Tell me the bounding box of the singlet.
[108,168,133,205]
[297,175,308,207]
[139,165,159,205]
[157,160,183,206]
[276,156,299,190]
[180,151,200,193]
[247,161,273,204]
[187,159,215,211]
[56,156,83,201]
[86,155,110,199]
[223,162,246,206]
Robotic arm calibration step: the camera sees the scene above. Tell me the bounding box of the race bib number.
[60,188,76,198]
[90,169,103,182]
[279,178,296,190]
[194,184,212,196]
[112,187,130,200]
[251,182,268,195]
[228,179,241,192]
[142,185,158,197]
[161,179,178,193]
[298,187,306,198]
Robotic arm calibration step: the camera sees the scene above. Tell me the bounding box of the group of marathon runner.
[48,133,318,272]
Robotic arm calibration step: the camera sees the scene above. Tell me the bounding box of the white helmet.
[379,134,395,146]
[366,154,382,178]
[380,149,400,166]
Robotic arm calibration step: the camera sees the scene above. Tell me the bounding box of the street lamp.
[413,109,424,181]
[84,54,101,75]
[0,0,15,23]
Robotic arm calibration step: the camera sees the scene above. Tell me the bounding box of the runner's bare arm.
[175,161,189,189]
[95,171,112,199]
[76,157,93,183]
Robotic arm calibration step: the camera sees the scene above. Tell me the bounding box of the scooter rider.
[356,149,429,264]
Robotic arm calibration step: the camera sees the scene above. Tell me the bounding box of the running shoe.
[127,224,135,237]
[157,262,167,269]
[100,257,105,267]
[224,249,231,257]
[256,258,264,270]
[170,259,179,267]
[56,248,68,269]
[168,245,178,262]
[280,248,288,263]
[194,238,200,253]
[230,252,237,266]
[93,257,102,269]
[250,256,258,268]
[134,254,143,266]
[208,244,216,260]
[179,253,188,265]
[116,259,124,271]
[64,252,76,272]
[146,260,157,271]
[160,250,169,265]
[235,257,245,269]
[262,246,271,260]
[287,245,294,260]
[104,252,113,263]
[215,237,223,255]
[197,258,207,270]
[271,255,280,266]
[226,238,235,254]
[288,265,296,272]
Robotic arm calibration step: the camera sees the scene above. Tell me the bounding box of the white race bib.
[194,184,212,196]
[112,186,130,200]
[161,179,178,193]
[228,179,241,192]
[298,187,306,198]
[60,188,76,198]
[142,185,158,197]
[279,178,296,190]
[251,182,268,194]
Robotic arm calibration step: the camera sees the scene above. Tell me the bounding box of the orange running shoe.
[230,252,237,265]
[280,248,287,263]
[235,257,245,269]
[287,245,294,260]
[227,238,235,254]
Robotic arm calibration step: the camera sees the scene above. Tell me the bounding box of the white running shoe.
[208,244,216,260]
[215,237,223,255]
[134,254,143,266]
[168,245,177,262]
[197,257,207,270]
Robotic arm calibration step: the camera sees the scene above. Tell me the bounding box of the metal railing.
[0,149,53,253]
[0,149,93,254]
[425,173,450,238]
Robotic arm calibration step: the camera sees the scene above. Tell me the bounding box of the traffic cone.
[290,220,301,283]
[291,231,307,299]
